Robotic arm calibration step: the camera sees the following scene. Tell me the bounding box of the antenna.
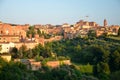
[79,16,89,21]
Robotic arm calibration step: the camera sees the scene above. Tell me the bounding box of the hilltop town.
[0,19,119,53]
[1,0,120,79]
[0,19,120,80]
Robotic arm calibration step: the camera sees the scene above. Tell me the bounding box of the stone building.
[0,54,11,62]
[104,19,107,27]
[0,23,28,42]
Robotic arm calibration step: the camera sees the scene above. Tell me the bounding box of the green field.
[73,63,93,74]
[108,36,120,40]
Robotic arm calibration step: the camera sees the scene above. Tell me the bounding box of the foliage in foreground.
[8,36,120,80]
[0,57,99,80]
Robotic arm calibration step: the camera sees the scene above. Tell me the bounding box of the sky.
[0,0,120,25]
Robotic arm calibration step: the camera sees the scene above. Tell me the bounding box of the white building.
[0,42,15,53]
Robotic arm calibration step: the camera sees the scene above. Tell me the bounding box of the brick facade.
[0,23,28,42]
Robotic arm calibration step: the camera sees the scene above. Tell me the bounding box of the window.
[1,31,3,34]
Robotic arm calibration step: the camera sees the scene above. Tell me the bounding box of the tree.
[88,46,110,64]
[73,45,110,64]
[74,44,81,53]
[51,65,81,80]
[32,43,45,58]
[18,45,27,58]
[93,62,110,80]
[41,47,52,58]
[0,58,37,80]
[88,30,96,39]
[109,50,120,72]
[27,49,33,58]
[32,44,41,57]
[117,28,120,36]
[37,29,43,37]
[27,26,36,38]
[110,70,120,80]
[10,47,18,58]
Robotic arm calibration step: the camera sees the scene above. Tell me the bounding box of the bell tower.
[104,19,107,27]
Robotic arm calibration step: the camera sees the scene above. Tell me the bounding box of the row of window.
[0,37,19,42]
[0,31,22,35]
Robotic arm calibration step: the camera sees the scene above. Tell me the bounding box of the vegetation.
[1,34,120,79]
[74,63,93,74]
[50,36,120,79]
[27,26,36,37]
[108,36,120,40]
[26,26,53,39]
[0,57,37,80]
[110,70,120,80]
[118,28,120,36]
[0,57,99,80]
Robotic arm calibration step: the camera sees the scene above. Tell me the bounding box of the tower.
[104,19,107,27]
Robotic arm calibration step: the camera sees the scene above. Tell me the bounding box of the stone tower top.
[104,19,107,27]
